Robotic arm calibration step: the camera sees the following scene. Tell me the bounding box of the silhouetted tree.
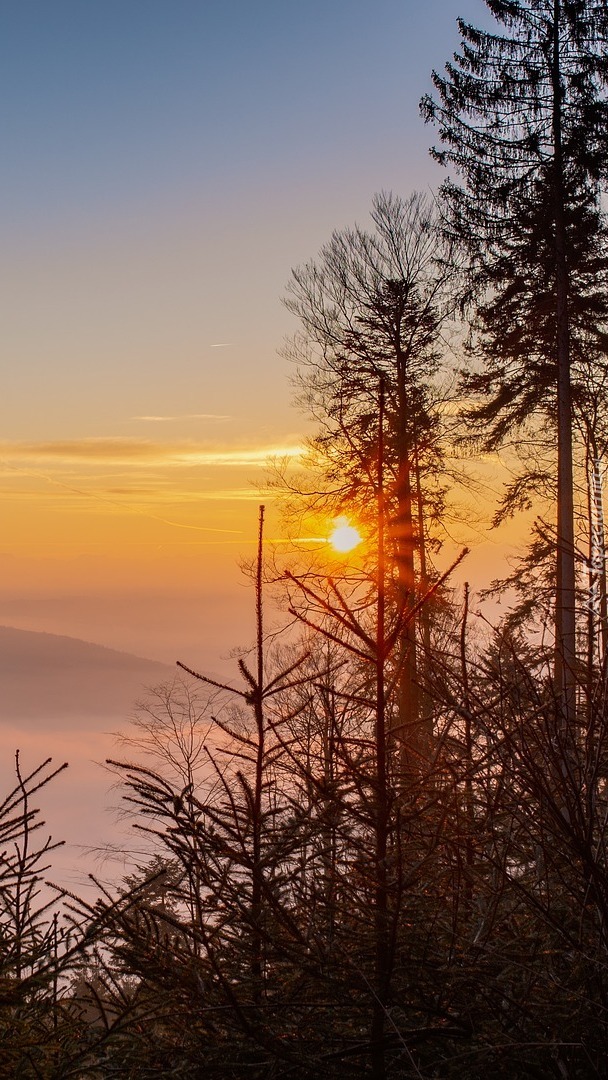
[284,191,459,767]
[422,0,608,727]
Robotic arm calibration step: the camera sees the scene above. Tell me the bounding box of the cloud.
[136,487,272,502]
[0,438,166,462]
[182,446,302,467]
[133,414,232,422]
[0,438,304,468]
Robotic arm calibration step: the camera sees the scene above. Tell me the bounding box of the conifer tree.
[421,0,608,723]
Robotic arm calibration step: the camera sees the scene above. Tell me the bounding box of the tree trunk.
[394,350,421,775]
[371,381,390,1080]
[251,505,265,1002]
[551,0,577,734]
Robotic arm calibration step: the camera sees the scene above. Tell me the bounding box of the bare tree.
[283,191,459,770]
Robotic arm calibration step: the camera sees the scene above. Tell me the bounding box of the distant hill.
[0,625,176,726]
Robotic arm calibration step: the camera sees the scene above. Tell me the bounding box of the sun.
[329,517,362,553]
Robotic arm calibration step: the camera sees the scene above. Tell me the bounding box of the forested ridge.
[4,3,608,1076]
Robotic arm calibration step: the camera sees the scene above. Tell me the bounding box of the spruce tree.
[421,0,608,724]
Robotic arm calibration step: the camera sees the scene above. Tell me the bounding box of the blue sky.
[0,0,487,440]
[1,1,479,235]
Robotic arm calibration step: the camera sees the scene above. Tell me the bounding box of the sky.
[0,0,529,886]
[0,0,508,668]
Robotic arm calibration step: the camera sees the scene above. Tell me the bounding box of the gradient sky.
[0,0,505,665]
[1,0,522,884]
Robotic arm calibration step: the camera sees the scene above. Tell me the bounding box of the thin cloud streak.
[133,414,232,422]
[0,487,272,505]
[0,439,304,468]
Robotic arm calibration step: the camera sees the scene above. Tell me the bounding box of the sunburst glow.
[329,517,362,553]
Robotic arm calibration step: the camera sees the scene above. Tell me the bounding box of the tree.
[283,191,458,767]
[113,679,214,795]
[0,754,113,1077]
[101,489,471,1078]
[421,0,608,725]
[435,613,608,1076]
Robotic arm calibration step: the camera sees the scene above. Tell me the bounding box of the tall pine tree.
[422,0,608,725]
